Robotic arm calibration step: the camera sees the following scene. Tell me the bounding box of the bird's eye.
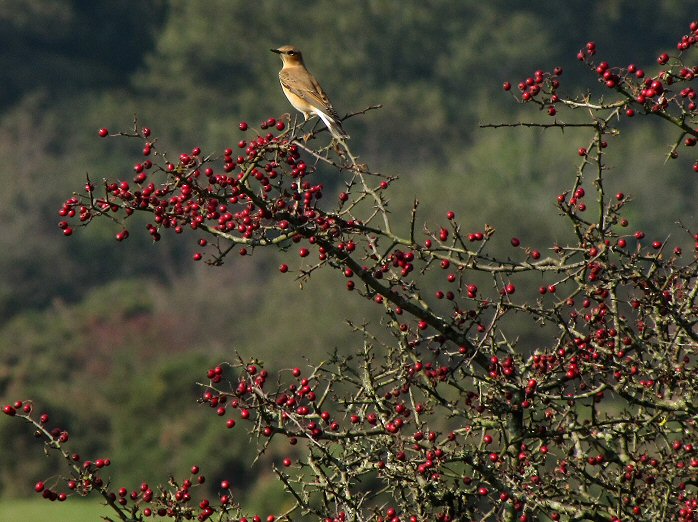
[287,51,296,56]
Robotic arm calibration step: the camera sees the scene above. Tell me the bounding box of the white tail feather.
[313,108,348,140]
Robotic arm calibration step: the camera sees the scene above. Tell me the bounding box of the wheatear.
[271,45,349,140]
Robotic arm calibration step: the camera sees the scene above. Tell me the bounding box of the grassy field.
[0,498,109,521]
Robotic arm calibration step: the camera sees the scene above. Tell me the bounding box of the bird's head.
[271,45,304,66]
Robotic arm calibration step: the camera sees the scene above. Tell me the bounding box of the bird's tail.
[316,110,349,141]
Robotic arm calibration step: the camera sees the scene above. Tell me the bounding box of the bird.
[271,45,349,141]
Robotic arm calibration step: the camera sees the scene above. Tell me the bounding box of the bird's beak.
[270,48,281,54]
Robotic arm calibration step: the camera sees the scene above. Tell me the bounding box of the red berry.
[98,128,109,137]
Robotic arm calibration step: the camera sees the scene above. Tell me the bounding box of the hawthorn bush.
[3,21,698,522]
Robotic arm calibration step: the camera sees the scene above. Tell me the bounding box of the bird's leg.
[309,116,321,137]
[290,113,301,140]
[300,115,321,142]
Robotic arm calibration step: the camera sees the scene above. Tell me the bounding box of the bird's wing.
[279,68,342,122]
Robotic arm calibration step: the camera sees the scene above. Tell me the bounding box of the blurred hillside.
[0,0,696,510]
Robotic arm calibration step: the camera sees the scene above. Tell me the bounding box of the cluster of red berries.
[676,21,698,51]
[201,358,539,520]
[503,22,698,172]
[1,402,115,502]
[99,465,278,522]
[195,329,690,520]
[502,66,563,116]
[2,401,283,521]
[62,118,374,266]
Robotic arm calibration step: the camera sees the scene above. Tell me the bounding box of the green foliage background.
[0,0,696,515]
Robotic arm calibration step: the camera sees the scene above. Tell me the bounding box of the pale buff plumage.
[271,45,349,140]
